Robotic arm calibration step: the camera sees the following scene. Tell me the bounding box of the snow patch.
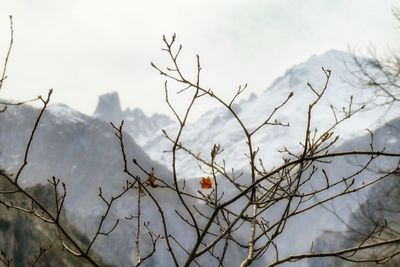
[48,103,86,123]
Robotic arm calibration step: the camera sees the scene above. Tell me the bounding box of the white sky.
[0,0,399,120]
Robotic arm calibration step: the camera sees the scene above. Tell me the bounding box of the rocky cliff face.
[93,92,173,147]
[93,91,124,124]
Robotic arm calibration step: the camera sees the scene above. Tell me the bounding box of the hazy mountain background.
[0,50,399,266]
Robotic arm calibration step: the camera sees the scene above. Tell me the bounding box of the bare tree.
[311,170,400,267]
[345,7,400,107]
[1,17,400,267]
[324,8,400,265]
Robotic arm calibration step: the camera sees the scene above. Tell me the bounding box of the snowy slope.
[139,49,400,178]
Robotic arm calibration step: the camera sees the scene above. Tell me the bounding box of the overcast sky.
[0,1,399,120]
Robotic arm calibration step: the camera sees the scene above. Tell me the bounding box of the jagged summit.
[124,107,173,127]
[93,91,124,123]
[299,49,354,68]
[300,49,355,74]
[267,49,356,91]
[309,49,353,61]
[93,92,174,145]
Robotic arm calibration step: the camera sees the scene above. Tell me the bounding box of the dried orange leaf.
[148,173,158,188]
[200,176,212,189]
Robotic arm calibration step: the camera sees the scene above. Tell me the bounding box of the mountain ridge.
[109,49,399,178]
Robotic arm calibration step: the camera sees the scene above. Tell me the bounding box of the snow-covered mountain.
[114,49,399,179]
[0,102,256,267]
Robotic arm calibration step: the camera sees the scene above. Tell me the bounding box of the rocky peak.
[93,91,124,123]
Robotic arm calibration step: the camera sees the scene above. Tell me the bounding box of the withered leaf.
[200,176,212,189]
[148,173,158,188]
